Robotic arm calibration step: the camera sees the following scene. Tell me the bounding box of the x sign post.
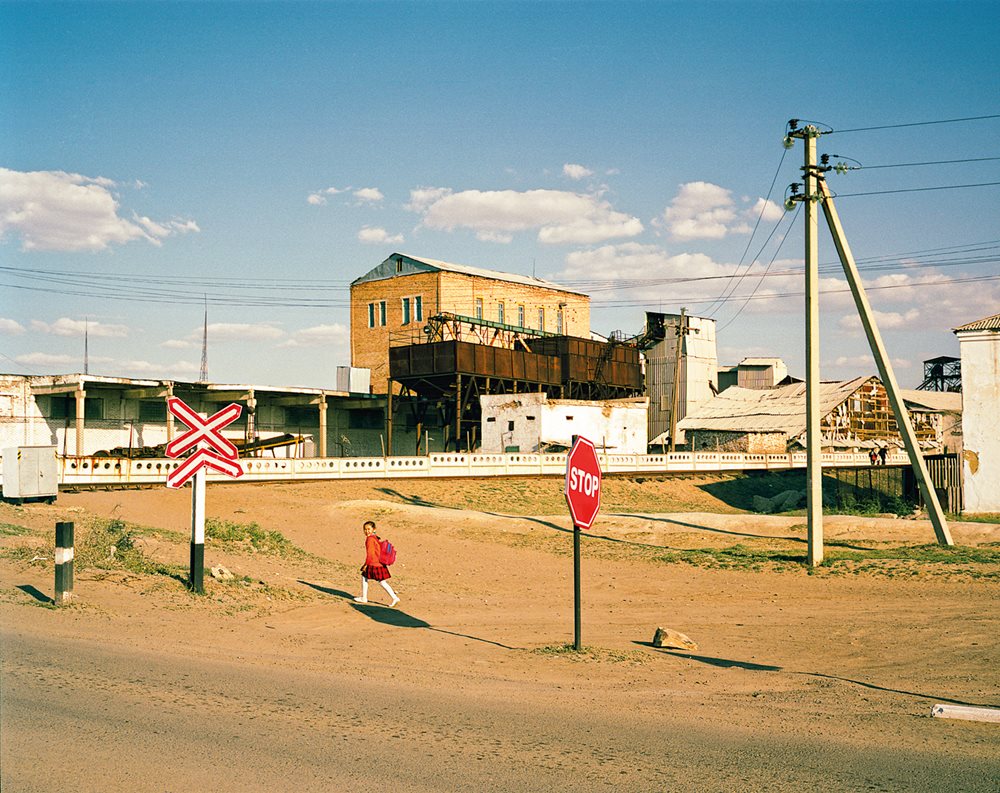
[165,397,244,593]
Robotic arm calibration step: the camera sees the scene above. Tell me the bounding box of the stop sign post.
[565,435,602,650]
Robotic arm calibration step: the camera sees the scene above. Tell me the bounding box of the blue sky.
[2,1,998,388]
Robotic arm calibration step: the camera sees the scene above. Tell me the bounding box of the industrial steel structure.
[387,313,646,451]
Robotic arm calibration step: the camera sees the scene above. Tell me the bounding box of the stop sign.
[565,436,602,529]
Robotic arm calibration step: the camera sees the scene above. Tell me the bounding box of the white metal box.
[2,445,59,500]
[336,366,371,394]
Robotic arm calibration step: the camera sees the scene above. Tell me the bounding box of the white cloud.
[746,197,785,224]
[161,338,196,349]
[0,167,198,252]
[307,186,347,205]
[118,359,200,377]
[411,188,643,245]
[563,163,593,181]
[277,323,349,349]
[406,187,452,213]
[0,318,26,335]
[357,226,404,245]
[15,352,81,366]
[353,187,384,204]
[31,317,129,338]
[661,182,738,240]
[206,322,284,342]
[838,308,920,332]
[659,182,781,241]
[832,354,910,372]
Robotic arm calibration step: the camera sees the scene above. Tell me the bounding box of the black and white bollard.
[55,521,74,603]
[189,467,205,593]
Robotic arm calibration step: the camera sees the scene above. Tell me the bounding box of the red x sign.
[166,397,241,460]
[164,397,244,489]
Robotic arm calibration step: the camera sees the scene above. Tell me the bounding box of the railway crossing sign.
[565,435,602,530]
[163,396,244,594]
[165,397,244,489]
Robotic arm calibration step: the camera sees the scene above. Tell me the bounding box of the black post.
[189,542,204,594]
[573,523,582,650]
[55,521,74,603]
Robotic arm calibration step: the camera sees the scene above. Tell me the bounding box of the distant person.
[355,520,399,607]
[869,449,878,466]
[878,446,888,466]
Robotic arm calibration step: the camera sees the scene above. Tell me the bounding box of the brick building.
[350,253,590,392]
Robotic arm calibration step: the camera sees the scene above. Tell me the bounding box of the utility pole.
[785,122,824,565]
[783,119,953,563]
[668,308,689,453]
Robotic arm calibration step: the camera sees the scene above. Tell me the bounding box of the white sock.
[360,577,369,600]
[380,580,398,601]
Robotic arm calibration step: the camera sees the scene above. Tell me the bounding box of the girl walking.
[355,520,399,607]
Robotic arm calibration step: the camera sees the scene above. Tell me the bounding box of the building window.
[537,307,545,331]
[517,305,525,327]
[414,295,423,322]
[475,298,483,320]
[497,302,505,324]
[49,396,104,420]
[369,301,387,328]
[139,400,167,422]
[557,307,564,334]
[402,297,411,325]
[395,257,404,273]
[348,408,384,429]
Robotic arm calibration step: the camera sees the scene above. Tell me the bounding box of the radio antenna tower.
[198,296,209,382]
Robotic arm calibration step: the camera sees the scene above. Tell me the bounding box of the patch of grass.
[0,522,34,536]
[954,513,1000,524]
[532,644,648,664]
[76,517,184,579]
[204,518,307,559]
[823,542,1000,566]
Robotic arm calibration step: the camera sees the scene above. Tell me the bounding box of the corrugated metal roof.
[352,252,587,296]
[953,313,1000,333]
[677,375,872,435]
[899,389,962,412]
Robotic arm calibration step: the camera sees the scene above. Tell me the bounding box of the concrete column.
[318,396,328,457]
[166,383,175,443]
[74,387,86,456]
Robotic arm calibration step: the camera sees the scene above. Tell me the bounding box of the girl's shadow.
[298,579,517,648]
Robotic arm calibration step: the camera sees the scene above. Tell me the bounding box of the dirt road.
[1,479,998,791]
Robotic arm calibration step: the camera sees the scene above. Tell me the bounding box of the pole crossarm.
[816,176,953,546]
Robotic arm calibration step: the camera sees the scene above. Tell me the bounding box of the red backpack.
[379,538,396,566]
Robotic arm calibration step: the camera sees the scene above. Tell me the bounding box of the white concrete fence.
[1,450,907,489]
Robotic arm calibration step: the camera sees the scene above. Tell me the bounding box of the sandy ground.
[1,477,998,791]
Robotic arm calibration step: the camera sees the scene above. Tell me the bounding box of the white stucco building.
[954,313,1000,513]
[479,393,648,454]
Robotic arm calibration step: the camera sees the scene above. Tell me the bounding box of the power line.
[830,114,1000,134]
[835,156,1000,170]
[700,147,788,317]
[718,204,800,331]
[834,181,1000,197]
